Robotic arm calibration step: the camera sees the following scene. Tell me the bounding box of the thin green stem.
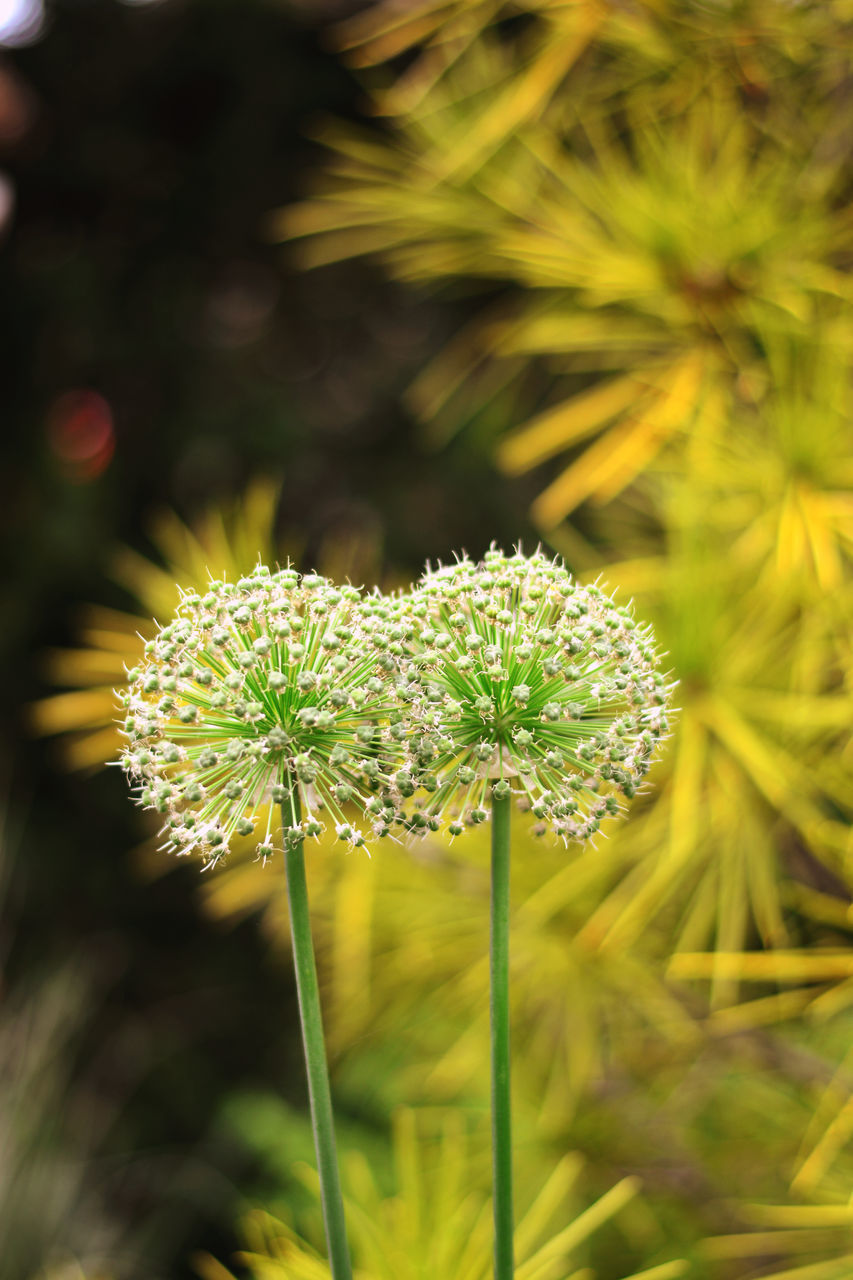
[491,790,514,1280]
[282,793,353,1280]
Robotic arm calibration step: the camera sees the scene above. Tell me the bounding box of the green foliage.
[0,804,137,1280]
[278,7,853,525]
[198,1106,687,1280]
[31,480,284,771]
[271,0,853,966]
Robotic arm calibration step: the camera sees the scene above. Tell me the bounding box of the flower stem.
[491,789,514,1280]
[282,793,353,1280]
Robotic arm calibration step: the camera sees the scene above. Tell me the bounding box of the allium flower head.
[117,564,401,865]
[385,547,673,842]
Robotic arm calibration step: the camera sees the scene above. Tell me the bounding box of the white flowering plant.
[116,549,673,1280]
[119,564,403,865]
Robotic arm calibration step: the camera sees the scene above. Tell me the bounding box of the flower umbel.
[387,548,673,842]
[118,565,400,865]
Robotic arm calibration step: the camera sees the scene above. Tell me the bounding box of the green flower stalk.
[117,563,407,1280]
[383,546,673,1280]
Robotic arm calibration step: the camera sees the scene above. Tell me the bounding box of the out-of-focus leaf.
[279,70,853,521]
[30,480,285,770]
[197,1107,678,1280]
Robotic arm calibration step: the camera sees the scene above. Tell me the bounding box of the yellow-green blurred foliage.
[31,479,283,771]
[279,5,853,524]
[31,477,383,772]
[32,1268,114,1280]
[34,3,853,1274]
[196,1107,687,1280]
[0,803,141,1279]
[272,3,853,984]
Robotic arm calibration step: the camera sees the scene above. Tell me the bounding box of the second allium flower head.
[384,548,670,842]
[118,549,673,863]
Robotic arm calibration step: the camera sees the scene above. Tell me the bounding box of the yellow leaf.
[62,727,124,771]
[514,1154,585,1261]
[744,1205,853,1228]
[733,1259,853,1280]
[701,698,818,827]
[333,3,448,65]
[530,411,665,527]
[801,487,844,589]
[40,647,132,685]
[619,1264,690,1280]
[776,485,809,580]
[793,1098,853,1193]
[731,690,853,732]
[518,1177,640,1279]
[493,311,672,358]
[707,989,817,1034]
[192,1253,240,1280]
[29,689,118,735]
[530,351,706,523]
[704,1230,852,1258]
[497,372,654,474]
[408,313,515,424]
[785,885,853,931]
[434,15,603,182]
[806,978,853,1024]
[669,951,853,983]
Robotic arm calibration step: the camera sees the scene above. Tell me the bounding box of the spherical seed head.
[117,566,401,865]
[385,547,674,842]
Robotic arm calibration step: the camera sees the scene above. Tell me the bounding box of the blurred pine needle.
[30,480,283,770]
[195,1107,685,1280]
[276,16,853,525]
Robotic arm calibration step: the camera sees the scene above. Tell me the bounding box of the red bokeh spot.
[47,390,115,482]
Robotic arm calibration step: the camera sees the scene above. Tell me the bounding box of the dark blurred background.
[0,2,534,1275]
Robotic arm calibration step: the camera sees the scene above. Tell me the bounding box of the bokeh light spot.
[0,172,14,237]
[47,390,115,483]
[0,0,44,47]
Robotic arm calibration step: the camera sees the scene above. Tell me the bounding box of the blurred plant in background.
[0,800,133,1280]
[242,0,853,1272]
[279,8,853,526]
[30,479,283,771]
[196,1107,688,1280]
[273,0,853,966]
